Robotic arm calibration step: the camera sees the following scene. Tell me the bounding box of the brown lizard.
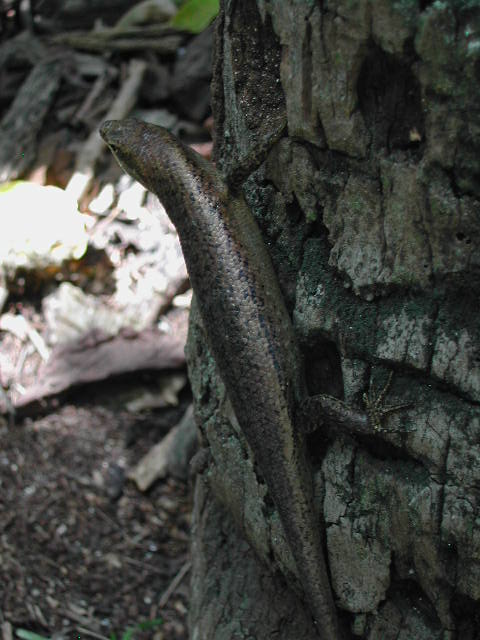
[100,118,409,639]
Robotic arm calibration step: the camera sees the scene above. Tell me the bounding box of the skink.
[100,118,343,639]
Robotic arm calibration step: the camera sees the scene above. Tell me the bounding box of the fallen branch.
[50,24,183,54]
[66,58,147,201]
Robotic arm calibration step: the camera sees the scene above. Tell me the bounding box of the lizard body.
[100,118,346,639]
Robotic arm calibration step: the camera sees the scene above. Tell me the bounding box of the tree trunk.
[187,1,480,638]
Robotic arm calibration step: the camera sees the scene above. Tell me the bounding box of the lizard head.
[100,118,226,222]
[100,118,160,190]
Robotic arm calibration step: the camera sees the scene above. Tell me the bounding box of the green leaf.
[170,0,219,33]
[0,180,21,194]
[121,618,163,640]
[136,618,163,631]
[16,631,51,640]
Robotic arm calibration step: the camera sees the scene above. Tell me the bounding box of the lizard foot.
[363,371,413,433]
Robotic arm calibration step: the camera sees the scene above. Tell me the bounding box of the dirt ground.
[0,376,192,640]
[0,5,215,638]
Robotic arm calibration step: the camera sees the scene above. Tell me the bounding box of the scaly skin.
[100,118,341,639]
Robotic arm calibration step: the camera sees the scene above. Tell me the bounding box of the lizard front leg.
[299,371,413,437]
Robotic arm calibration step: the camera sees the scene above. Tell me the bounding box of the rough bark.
[188,2,480,638]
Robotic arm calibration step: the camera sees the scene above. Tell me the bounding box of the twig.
[0,313,50,361]
[74,68,117,127]
[158,560,191,608]
[123,555,169,576]
[66,58,147,203]
[76,627,110,640]
[50,25,182,54]
[94,507,147,551]
[0,57,62,181]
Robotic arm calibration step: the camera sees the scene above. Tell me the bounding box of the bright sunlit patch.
[0,181,88,269]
